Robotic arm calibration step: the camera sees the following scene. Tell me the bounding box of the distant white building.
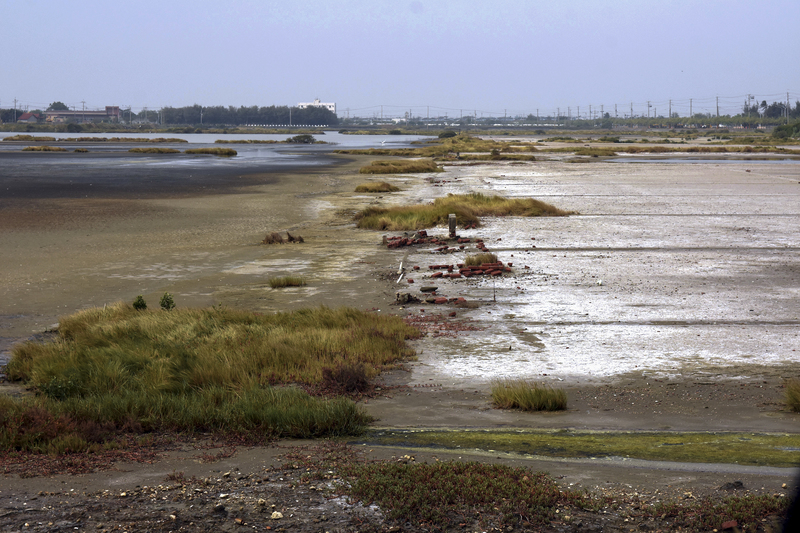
[297,98,336,114]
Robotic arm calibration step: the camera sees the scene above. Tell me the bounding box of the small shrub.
[159,293,175,311]
[491,379,567,411]
[74,148,89,153]
[132,295,147,310]
[322,363,370,393]
[786,379,800,411]
[262,232,285,244]
[268,276,306,288]
[354,182,401,193]
[388,129,402,135]
[464,252,498,266]
[286,134,316,144]
[438,130,457,138]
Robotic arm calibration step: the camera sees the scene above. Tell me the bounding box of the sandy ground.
[2,147,800,530]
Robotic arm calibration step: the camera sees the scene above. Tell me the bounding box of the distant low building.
[297,98,336,114]
[17,112,44,123]
[45,106,121,123]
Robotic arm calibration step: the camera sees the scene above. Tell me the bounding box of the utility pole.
[427,106,429,119]
[630,102,633,119]
[589,104,592,120]
[577,106,580,120]
[615,104,617,118]
[536,108,539,121]
[557,107,560,121]
[647,101,650,118]
[601,104,604,118]
[13,97,17,122]
[690,98,692,119]
[81,100,86,124]
[716,96,719,118]
[669,99,671,118]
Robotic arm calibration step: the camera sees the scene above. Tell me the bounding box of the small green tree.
[133,295,147,310]
[47,101,69,111]
[160,293,175,311]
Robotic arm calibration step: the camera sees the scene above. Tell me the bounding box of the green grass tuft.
[354,182,401,193]
[355,192,572,231]
[268,275,307,288]
[491,379,567,411]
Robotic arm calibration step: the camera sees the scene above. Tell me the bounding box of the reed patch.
[491,379,568,411]
[359,159,442,174]
[184,147,237,156]
[355,192,572,231]
[3,304,420,450]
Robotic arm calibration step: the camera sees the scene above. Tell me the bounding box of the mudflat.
[2,148,800,531]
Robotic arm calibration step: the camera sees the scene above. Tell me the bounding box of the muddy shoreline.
[2,150,800,531]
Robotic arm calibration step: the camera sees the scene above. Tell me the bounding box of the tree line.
[138,104,338,126]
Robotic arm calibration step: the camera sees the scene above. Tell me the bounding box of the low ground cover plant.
[128,147,180,154]
[491,379,568,411]
[367,429,800,467]
[3,304,419,451]
[338,461,594,530]
[184,147,237,156]
[354,181,401,192]
[22,145,67,152]
[355,192,571,231]
[359,159,442,174]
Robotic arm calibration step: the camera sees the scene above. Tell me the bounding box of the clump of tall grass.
[268,275,306,288]
[3,304,419,449]
[354,182,401,193]
[491,379,567,411]
[786,379,800,412]
[128,147,181,154]
[3,135,56,142]
[74,148,89,153]
[22,145,67,152]
[185,147,237,156]
[463,252,498,266]
[574,147,617,157]
[355,192,572,231]
[359,159,442,174]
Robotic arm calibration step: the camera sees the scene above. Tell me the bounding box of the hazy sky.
[2,0,799,118]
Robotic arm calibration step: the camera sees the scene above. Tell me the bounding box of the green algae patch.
[361,429,800,468]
